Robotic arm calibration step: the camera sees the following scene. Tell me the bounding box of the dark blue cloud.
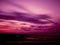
[0,12,52,24]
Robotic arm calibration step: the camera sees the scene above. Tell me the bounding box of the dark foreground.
[0,33,60,44]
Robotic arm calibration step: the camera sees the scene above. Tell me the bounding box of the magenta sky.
[0,0,60,23]
[0,0,60,34]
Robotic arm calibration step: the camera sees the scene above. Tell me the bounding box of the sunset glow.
[0,0,60,34]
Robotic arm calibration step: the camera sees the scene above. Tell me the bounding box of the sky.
[0,0,60,34]
[0,0,60,23]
